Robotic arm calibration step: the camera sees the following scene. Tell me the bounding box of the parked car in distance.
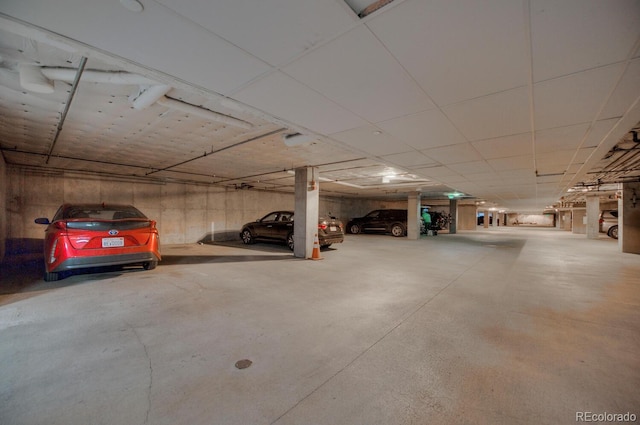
[599,210,618,239]
[240,211,344,250]
[35,203,161,281]
[346,209,407,237]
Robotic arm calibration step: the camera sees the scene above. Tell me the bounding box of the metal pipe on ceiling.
[46,56,87,165]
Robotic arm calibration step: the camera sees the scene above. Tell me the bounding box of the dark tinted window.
[611,211,618,218]
[61,205,146,220]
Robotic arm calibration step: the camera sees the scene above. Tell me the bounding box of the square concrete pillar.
[294,167,319,258]
[621,182,640,254]
[483,210,489,228]
[407,194,420,240]
[449,198,457,234]
[586,194,600,239]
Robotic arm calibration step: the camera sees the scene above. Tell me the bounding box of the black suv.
[346,209,407,237]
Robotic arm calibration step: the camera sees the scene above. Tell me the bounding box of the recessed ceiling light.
[373,131,382,135]
[120,0,143,12]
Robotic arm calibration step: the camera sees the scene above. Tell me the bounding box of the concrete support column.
[586,194,600,239]
[407,193,420,240]
[621,182,640,254]
[294,167,319,258]
[483,210,489,228]
[449,198,457,234]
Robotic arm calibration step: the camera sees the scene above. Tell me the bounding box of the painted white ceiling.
[0,0,639,211]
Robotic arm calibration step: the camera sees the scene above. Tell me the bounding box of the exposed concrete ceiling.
[0,0,639,211]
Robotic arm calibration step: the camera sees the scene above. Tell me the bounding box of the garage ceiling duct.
[18,66,254,129]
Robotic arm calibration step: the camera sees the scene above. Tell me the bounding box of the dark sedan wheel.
[349,224,361,234]
[608,225,618,240]
[390,223,405,237]
[241,229,255,244]
[287,233,294,251]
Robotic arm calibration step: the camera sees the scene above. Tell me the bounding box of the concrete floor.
[1,227,639,425]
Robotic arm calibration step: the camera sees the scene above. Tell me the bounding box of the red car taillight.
[48,238,59,264]
[318,222,328,230]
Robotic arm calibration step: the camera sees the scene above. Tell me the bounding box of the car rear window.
[610,211,618,218]
[59,205,147,220]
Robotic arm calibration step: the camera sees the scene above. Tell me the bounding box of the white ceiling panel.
[600,58,640,119]
[367,0,529,106]
[422,143,482,165]
[582,118,621,148]
[330,125,411,156]
[381,151,437,168]
[535,123,590,154]
[443,87,531,142]
[155,0,356,66]
[488,155,535,172]
[447,161,494,175]
[533,64,625,130]
[471,133,532,160]
[377,109,465,150]
[235,72,366,135]
[283,26,434,123]
[530,0,640,82]
[411,165,460,178]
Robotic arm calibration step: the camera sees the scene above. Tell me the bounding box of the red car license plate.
[102,237,125,248]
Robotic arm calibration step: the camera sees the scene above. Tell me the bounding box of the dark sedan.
[240,211,344,250]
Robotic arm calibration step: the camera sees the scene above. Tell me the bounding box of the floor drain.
[235,359,252,369]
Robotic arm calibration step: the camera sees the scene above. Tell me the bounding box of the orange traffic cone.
[310,233,323,260]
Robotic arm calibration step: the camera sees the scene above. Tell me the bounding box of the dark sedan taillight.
[318,222,328,230]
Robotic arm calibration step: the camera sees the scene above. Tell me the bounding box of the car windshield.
[57,205,147,220]
[365,211,380,218]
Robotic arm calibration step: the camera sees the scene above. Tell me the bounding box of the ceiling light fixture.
[282,133,316,147]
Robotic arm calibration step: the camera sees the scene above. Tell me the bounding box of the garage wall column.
[407,194,420,240]
[294,167,319,258]
[586,194,600,239]
[620,182,640,254]
[0,153,6,262]
[449,198,457,234]
[483,210,489,228]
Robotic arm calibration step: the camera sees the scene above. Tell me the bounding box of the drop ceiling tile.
[471,133,532,160]
[601,58,640,119]
[331,125,411,156]
[283,26,434,123]
[487,154,534,171]
[411,166,460,178]
[535,123,590,154]
[533,64,624,130]
[378,109,466,150]
[447,160,494,175]
[235,71,366,135]
[367,0,529,106]
[530,0,640,82]
[443,87,531,142]
[381,151,437,168]
[421,143,482,165]
[582,118,620,148]
[156,0,355,66]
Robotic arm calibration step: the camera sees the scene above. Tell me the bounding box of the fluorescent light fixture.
[282,133,316,147]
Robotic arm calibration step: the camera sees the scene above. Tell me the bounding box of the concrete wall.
[3,166,410,256]
[0,154,6,261]
[457,204,477,230]
[621,182,640,254]
[572,209,587,234]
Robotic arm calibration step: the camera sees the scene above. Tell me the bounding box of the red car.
[35,204,161,281]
